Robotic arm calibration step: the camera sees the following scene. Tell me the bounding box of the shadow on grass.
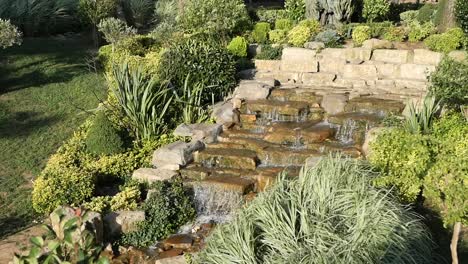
[0,110,59,139]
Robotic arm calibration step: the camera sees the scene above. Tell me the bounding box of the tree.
[79,0,118,45]
[305,0,355,26]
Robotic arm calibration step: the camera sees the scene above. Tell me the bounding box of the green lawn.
[0,37,106,238]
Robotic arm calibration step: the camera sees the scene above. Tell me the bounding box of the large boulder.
[233,80,272,100]
[318,57,347,73]
[321,93,349,115]
[362,127,391,157]
[280,47,318,72]
[132,168,178,183]
[156,256,186,264]
[211,101,234,124]
[174,123,222,143]
[304,41,325,50]
[152,141,204,168]
[301,72,336,85]
[104,210,145,236]
[320,48,372,61]
[254,60,281,72]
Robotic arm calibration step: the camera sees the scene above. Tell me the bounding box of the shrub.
[85,112,124,156]
[352,25,371,46]
[179,0,250,36]
[417,3,437,23]
[83,196,112,214]
[0,19,22,49]
[158,38,237,104]
[275,18,293,31]
[97,17,136,46]
[383,26,406,42]
[369,129,432,203]
[368,21,393,38]
[110,185,140,211]
[174,75,211,124]
[285,0,306,21]
[252,22,271,44]
[269,29,288,44]
[429,57,468,107]
[122,0,154,28]
[400,10,419,25]
[315,29,343,47]
[198,156,434,263]
[408,21,436,42]
[79,0,117,26]
[287,25,311,47]
[121,179,196,247]
[424,27,466,53]
[404,95,440,134]
[256,8,288,24]
[227,36,248,57]
[363,0,390,22]
[455,0,468,33]
[255,44,283,60]
[298,19,321,37]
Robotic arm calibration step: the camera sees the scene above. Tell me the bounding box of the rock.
[156,255,186,264]
[394,79,427,90]
[104,210,145,236]
[362,127,390,157]
[399,64,436,80]
[375,63,399,78]
[232,98,243,109]
[234,80,272,100]
[362,38,393,49]
[304,41,325,50]
[248,44,261,57]
[320,48,372,61]
[321,94,349,115]
[280,47,318,72]
[255,77,277,87]
[254,60,281,71]
[174,123,222,143]
[50,206,103,244]
[372,49,411,64]
[343,64,378,80]
[448,50,468,62]
[301,72,336,85]
[152,141,204,168]
[413,49,443,65]
[163,234,193,250]
[318,57,346,73]
[132,168,178,182]
[212,101,234,124]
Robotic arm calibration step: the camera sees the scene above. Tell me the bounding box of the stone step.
[194,148,259,170]
[263,121,335,145]
[344,97,405,116]
[259,147,322,167]
[180,164,256,181]
[196,175,255,194]
[268,89,323,105]
[328,112,383,145]
[241,99,310,120]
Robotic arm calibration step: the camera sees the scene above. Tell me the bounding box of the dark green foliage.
[387,2,421,22]
[255,44,283,60]
[275,18,293,31]
[417,3,437,23]
[455,0,468,33]
[159,37,237,103]
[368,21,393,38]
[121,0,154,28]
[85,112,124,156]
[285,0,306,21]
[256,8,288,24]
[120,178,196,247]
[429,57,468,107]
[315,29,343,47]
[252,22,271,44]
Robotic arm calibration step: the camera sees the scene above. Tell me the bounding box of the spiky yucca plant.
[405,95,440,134]
[198,155,435,264]
[174,75,212,124]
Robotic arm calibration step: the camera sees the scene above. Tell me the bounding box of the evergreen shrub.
[227,36,248,57]
[352,25,371,46]
[424,27,466,53]
[85,112,124,156]
[252,22,271,44]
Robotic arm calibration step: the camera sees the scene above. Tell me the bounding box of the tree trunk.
[451,222,461,264]
[440,0,456,32]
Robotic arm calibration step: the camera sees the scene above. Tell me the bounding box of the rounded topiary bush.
[352,25,371,46]
[252,22,271,44]
[269,29,288,44]
[287,25,311,47]
[227,36,248,57]
[85,111,124,156]
[275,18,293,31]
[198,156,435,263]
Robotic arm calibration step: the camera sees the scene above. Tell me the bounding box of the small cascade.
[335,119,357,144]
[290,128,305,150]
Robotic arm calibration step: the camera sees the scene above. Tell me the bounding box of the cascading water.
[335,119,357,144]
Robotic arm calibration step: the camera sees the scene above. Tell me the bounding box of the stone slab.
[280,47,318,72]
[372,49,411,64]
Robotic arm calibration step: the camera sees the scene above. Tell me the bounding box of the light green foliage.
[285,0,306,21]
[417,3,437,23]
[315,29,343,47]
[424,113,468,227]
[13,208,109,264]
[287,25,311,46]
[256,8,288,24]
[111,62,173,141]
[252,22,271,44]
[363,0,390,22]
[150,0,178,41]
[275,19,294,31]
[227,36,248,57]
[121,179,196,247]
[85,112,124,156]
[0,19,22,49]
[429,57,468,107]
[455,0,468,33]
[370,129,433,202]
[110,185,140,211]
[367,21,393,38]
[78,0,117,25]
[97,17,136,45]
[174,75,211,124]
[408,21,436,42]
[404,95,440,134]
[179,0,250,36]
[158,37,236,104]
[352,25,371,46]
[305,0,355,25]
[269,29,288,44]
[298,19,321,37]
[400,10,419,25]
[122,0,154,28]
[383,26,407,42]
[424,27,466,53]
[83,196,112,214]
[255,44,283,60]
[198,156,434,263]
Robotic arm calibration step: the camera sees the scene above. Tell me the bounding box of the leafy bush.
[0,19,22,49]
[83,196,112,214]
[198,156,434,263]
[85,112,124,156]
[352,25,371,46]
[269,29,288,44]
[363,0,390,22]
[79,0,117,26]
[275,18,293,31]
[455,0,468,33]
[408,21,436,42]
[252,22,271,44]
[255,44,283,60]
[158,37,237,104]
[151,0,178,41]
[417,3,437,23]
[424,27,466,53]
[404,95,440,134]
[429,57,468,107]
[256,8,288,24]
[298,19,321,36]
[315,29,343,47]
[122,0,154,28]
[368,21,393,38]
[383,26,406,42]
[97,17,136,46]
[121,179,196,247]
[285,0,306,21]
[400,10,419,25]
[179,0,250,36]
[110,185,140,211]
[287,25,311,47]
[227,36,248,57]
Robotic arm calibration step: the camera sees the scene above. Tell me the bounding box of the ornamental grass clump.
[198,155,434,264]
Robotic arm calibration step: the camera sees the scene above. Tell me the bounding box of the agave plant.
[173,75,212,124]
[111,62,173,141]
[405,95,440,134]
[197,155,435,264]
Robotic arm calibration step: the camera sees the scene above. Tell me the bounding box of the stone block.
[362,127,391,158]
[104,211,145,236]
[156,256,186,264]
[321,93,349,115]
[372,49,411,64]
[301,72,336,85]
[343,64,378,80]
[132,168,178,183]
[318,57,346,73]
[399,64,436,80]
[394,79,428,91]
[234,80,273,100]
[254,60,281,72]
[375,63,400,78]
[304,41,325,50]
[345,48,373,61]
[413,49,443,65]
[376,79,396,88]
[211,101,234,124]
[174,123,222,143]
[152,141,204,167]
[362,38,393,49]
[280,47,318,72]
[256,77,278,87]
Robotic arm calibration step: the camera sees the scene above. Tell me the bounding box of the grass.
[0,37,106,238]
